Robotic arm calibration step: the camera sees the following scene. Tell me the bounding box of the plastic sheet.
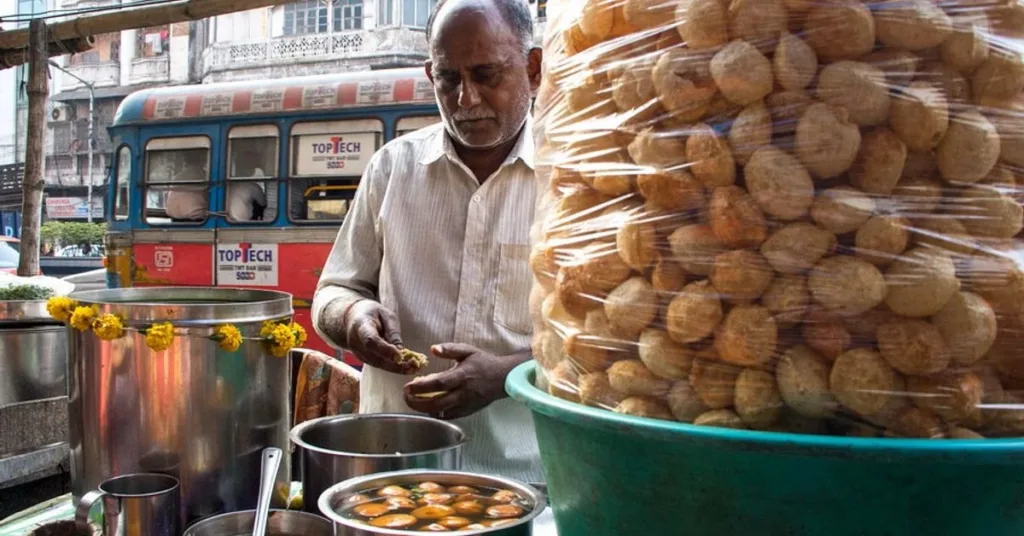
[529,0,1024,438]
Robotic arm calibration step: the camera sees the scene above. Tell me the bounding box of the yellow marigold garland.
[46,297,77,323]
[44,299,298,357]
[92,314,125,340]
[212,324,243,352]
[70,305,99,332]
[144,322,175,352]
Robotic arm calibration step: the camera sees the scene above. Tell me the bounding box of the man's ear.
[424,60,434,85]
[527,47,543,93]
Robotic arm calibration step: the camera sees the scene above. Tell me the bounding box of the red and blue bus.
[104,68,441,360]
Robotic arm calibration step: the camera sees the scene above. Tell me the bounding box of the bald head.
[427,0,534,55]
[423,0,541,151]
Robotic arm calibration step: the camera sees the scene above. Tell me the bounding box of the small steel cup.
[75,472,180,536]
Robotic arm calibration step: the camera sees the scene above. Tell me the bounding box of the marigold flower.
[265,323,296,358]
[70,305,99,332]
[145,322,175,352]
[92,314,125,340]
[212,324,243,352]
[46,296,78,324]
[291,322,308,348]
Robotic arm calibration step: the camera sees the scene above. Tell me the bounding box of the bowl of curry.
[317,469,546,535]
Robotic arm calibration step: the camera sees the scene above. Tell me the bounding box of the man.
[312,0,543,483]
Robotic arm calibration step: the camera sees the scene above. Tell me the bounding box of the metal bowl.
[290,414,466,513]
[182,509,332,536]
[318,469,547,536]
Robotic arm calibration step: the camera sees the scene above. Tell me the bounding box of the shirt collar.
[419,115,535,171]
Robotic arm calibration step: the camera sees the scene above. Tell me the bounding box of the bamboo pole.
[17,19,47,276]
[0,0,291,67]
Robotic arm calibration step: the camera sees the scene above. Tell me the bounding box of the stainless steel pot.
[0,300,67,406]
[290,414,466,513]
[67,287,294,527]
[318,469,547,536]
[182,509,333,536]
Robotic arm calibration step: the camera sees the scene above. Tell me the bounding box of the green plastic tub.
[506,361,1024,536]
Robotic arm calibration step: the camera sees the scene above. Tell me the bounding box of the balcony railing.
[61,62,120,92]
[129,56,170,85]
[202,28,430,76]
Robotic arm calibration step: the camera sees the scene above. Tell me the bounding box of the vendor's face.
[426,5,541,150]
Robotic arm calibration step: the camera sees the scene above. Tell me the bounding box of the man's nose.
[458,81,482,108]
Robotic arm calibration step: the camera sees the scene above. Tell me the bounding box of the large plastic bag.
[529,0,1024,438]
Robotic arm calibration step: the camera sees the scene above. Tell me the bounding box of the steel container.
[0,300,67,406]
[290,414,466,513]
[75,472,181,536]
[182,509,333,536]
[67,287,294,527]
[318,469,546,536]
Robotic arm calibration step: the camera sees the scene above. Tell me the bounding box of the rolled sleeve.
[312,151,390,349]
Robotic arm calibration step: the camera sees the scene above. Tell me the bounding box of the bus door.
[131,131,220,287]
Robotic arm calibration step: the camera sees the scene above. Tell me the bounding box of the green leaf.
[0,284,55,301]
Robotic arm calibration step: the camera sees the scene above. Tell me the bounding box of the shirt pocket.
[493,243,532,335]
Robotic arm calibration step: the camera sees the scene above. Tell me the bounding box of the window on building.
[283,0,363,35]
[402,0,436,27]
[114,146,131,221]
[144,137,210,224]
[288,119,382,222]
[136,26,169,58]
[378,0,395,26]
[283,0,328,35]
[538,0,546,19]
[227,126,280,223]
[334,0,363,31]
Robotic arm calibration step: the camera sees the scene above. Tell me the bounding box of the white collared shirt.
[311,120,542,483]
[227,178,267,221]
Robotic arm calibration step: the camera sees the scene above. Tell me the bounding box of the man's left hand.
[404,343,527,420]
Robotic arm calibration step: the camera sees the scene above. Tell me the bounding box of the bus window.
[114,146,131,221]
[144,137,211,224]
[288,119,382,222]
[227,125,279,223]
[396,116,440,137]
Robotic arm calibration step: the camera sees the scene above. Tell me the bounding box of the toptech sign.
[216,242,279,286]
[294,132,376,176]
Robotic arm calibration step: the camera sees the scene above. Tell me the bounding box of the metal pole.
[48,60,96,222]
[86,85,94,222]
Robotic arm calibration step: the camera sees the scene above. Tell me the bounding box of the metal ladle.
[252,447,283,536]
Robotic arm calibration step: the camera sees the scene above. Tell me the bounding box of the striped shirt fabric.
[311,119,544,484]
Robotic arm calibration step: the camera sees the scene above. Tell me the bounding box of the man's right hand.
[343,300,409,374]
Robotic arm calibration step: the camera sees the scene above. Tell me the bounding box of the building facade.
[199,0,546,83]
[41,0,547,220]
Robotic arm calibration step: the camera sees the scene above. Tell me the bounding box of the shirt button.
[472,194,482,203]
